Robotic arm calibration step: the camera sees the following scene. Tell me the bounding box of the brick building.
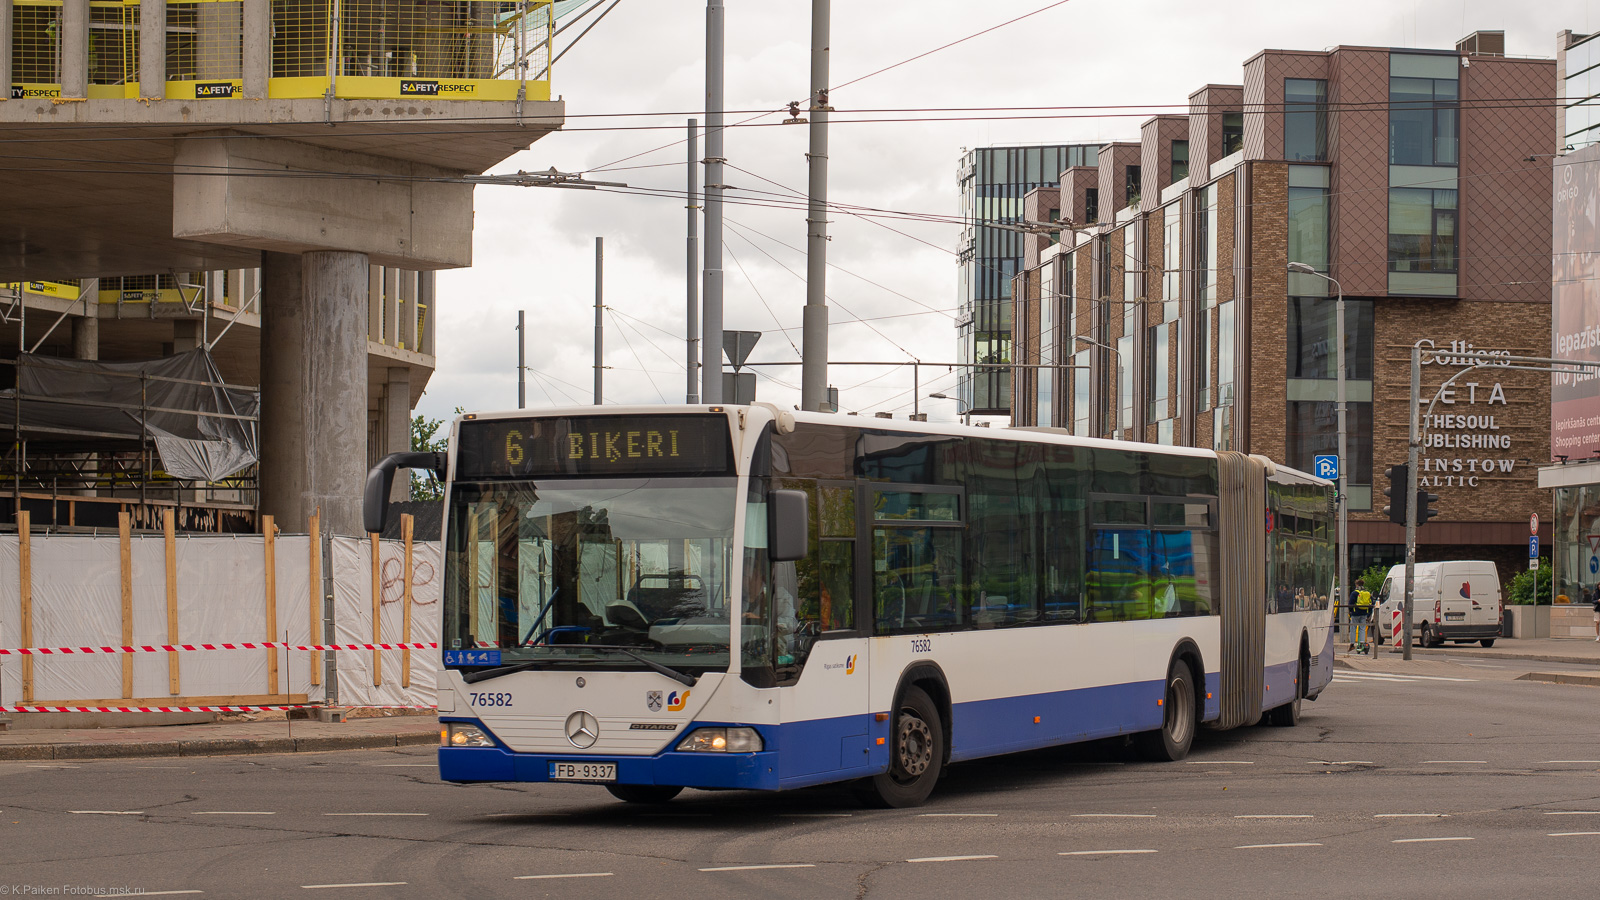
[1012,32,1554,584]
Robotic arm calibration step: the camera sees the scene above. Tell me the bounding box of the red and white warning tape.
[0,704,438,713]
[0,641,439,656]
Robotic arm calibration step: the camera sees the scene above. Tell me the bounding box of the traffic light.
[1382,464,1409,526]
[1415,489,1440,526]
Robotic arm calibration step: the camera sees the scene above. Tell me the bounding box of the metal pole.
[517,310,526,409]
[1403,342,1422,661]
[687,118,701,404]
[913,362,919,418]
[594,237,603,405]
[800,0,831,412]
[701,0,725,403]
[1335,282,1349,648]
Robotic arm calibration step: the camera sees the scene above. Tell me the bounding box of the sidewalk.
[0,713,440,761]
[1335,636,1600,667]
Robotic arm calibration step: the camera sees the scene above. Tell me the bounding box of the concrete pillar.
[138,0,165,98]
[242,0,269,98]
[72,317,98,360]
[367,265,382,342]
[173,320,201,353]
[62,0,89,98]
[259,250,370,536]
[419,272,436,356]
[382,267,398,346]
[1,0,13,97]
[385,367,410,502]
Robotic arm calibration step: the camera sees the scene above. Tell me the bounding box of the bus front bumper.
[438,726,779,791]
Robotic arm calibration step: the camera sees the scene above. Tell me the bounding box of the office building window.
[1388,188,1458,273]
[1216,300,1235,406]
[1222,113,1244,156]
[1287,297,1374,380]
[1287,400,1374,490]
[1085,188,1099,224]
[1072,348,1090,435]
[1039,262,1055,427]
[1118,334,1134,432]
[1288,167,1330,272]
[1163,203,1181,311]
[1285,79,1327,162]
[1390,74,1459,166]
[1125,165,1142,207]
[1172,140,1190,182]
[1147,322,1170,421]
[1048,208,1061,245]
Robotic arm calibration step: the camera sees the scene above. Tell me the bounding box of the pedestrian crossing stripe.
[1331,671,1477,683]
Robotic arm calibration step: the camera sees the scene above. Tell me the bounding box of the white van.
[1372,561,1503,648]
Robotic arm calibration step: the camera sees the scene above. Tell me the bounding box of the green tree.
[1358,563,1391,595]
[409,407,461,501]
[1506,561,1553,605]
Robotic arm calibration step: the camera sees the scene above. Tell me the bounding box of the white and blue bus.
[365,403,1335,807]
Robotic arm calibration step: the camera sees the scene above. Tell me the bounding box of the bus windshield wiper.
[460,645,697,687]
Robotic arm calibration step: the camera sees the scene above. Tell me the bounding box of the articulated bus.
[365,403,1335,807]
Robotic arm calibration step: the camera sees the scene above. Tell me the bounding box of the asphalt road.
[3,656,1599,899]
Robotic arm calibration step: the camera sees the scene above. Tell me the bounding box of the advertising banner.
[1553,144,1600,457]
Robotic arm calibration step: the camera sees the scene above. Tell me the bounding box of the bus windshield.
[442,477,737,673]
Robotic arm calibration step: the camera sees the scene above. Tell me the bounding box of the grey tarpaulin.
[0,349,260,481]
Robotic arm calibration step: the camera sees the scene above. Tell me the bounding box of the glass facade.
[1285,79,1328,162]
[1388,188,1458,273]
[1552,484,1600,603]
[958,144,1098,415]
[1286,296,1375,510]
[1038,259,1055,427]
[1388,54,1459,297]
[1565,34,1600,142]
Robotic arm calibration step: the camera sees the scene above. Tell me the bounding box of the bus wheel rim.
[897,714,933,779]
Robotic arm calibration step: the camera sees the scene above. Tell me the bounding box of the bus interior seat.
[628,573,707,620]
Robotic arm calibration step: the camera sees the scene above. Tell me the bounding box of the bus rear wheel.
[854,685,943,808]
[605,784,683,804]
[1135,658,1196,761]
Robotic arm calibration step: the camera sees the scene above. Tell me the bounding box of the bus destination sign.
[456,414,734,479]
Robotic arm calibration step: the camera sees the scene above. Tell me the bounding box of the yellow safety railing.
[8,0,551,102]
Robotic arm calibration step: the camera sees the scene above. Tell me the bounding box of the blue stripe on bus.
[440,671,1230,791]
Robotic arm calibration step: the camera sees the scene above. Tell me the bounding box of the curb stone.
[0,732,436,761]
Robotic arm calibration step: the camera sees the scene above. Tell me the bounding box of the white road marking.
[1375,814,1449,818]
[1309,761,1373,765]
[1545,811,1600,815]
[194,811,276,816]
[1423,760,1487,764]
[25,765,79,769]
[1060,849,1158,856]
[69,810,143,815]
[919,813,999,817]
[778,813,851,818]
[323,813,427,817]
[1235,842,1322,849]
[1392,837,1473,843]
[1235,815,1314,819]
[699,864,817,872]
[1333,671,1476,683]
[1185,760,1253,765]
[906,855,998,863]
[301,883,408,889]
[514,873,614,880]
[1548,832,1600,837]
[1070,814,1157,818]
[1545,761,1600,764]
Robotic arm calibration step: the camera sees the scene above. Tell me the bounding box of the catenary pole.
[701,0,725,403]
[800,0,831,412]
[1403,341,1422,661]
[517,310,526,408]
[594,237,604,405]
[687,118,701,404]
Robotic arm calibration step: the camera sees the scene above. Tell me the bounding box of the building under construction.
[0,0,567,536]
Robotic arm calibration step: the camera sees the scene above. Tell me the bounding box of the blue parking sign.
[1313,455,1339,480]
[1529,535,1539,558]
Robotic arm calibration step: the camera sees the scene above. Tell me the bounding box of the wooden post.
[164,509,180,695]
[263,514,279,694]
[308,508,321,686]
[371,532,382,686]
[19,510,32,703]
[119,511,133,699]
[401,513,414,688]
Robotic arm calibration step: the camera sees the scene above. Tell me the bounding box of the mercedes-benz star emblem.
[564,711,600,749]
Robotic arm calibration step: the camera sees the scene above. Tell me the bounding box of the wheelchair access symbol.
[1313,455,1339,480]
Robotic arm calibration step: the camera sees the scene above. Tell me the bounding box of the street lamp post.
[1288,262,1349,648]
[927,392,971,426]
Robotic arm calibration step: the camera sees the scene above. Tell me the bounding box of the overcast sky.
[418,0,1598,427]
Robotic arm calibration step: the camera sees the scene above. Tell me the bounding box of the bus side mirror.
[767,489,809,562]
[363,451,447,534]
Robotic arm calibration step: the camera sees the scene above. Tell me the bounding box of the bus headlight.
[442,723,494,748]
[677,727,762,753]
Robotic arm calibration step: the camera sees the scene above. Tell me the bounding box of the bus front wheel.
[605,784,683,804]
[1135,658,1196,761]
[854,685,943,808]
